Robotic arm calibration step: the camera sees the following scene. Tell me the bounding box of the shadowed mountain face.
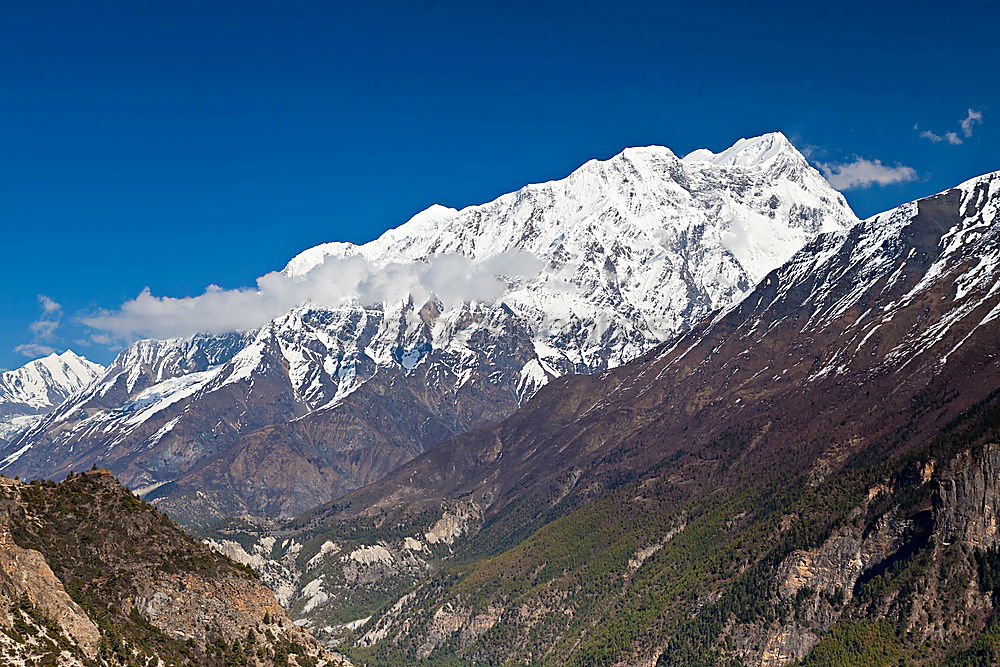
[0,134,856,525]
[232,172,1000,664]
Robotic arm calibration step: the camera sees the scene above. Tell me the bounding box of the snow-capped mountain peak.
[682,131,799,167]
[0,350,105,444]
[2,133,860,520]
[0,350,103,410]
[284,133,853,288]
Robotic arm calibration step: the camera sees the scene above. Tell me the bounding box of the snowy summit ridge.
[278,131,855,370]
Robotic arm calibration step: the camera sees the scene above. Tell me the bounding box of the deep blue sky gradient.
[2,0,998,368]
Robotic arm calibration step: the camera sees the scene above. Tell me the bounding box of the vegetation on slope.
[1,471,323,666]
[341,389,1000,666]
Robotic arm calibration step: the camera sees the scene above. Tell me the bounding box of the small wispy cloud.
[29,318,60,341]
[13,343,58,358]
[87,333,117,347]
[915,126,962,145]
[38,295,60,313]
[797,143,822,159]
[915,108,984,145]
[14,295,62,358]
[817,157,918,190]
[960,108,983,137]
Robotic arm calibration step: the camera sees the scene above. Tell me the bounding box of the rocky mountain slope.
[0,350,103,447]
[233,170,1000,664]
[0,469,348,666]
[0,133,857,525]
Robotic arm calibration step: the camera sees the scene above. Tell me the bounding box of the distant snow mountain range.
[0,132,858,523]
[0,351,104,444]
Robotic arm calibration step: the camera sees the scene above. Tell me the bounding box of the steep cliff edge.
[716,415,1000,666]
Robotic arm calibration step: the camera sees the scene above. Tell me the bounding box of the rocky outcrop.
[201,497,490,650]
[0,520,100,661]
[204,533,304,607]
[423,500,483,546]
[726,489,919,665]
[0,472,350,666]
[935,442,1000,549]
[721,442,1000,666]
[135,569,297,646]
[416,602,502,659]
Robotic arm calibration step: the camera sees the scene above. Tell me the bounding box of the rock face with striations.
[0,493,101,664]
[935,442,1000,549]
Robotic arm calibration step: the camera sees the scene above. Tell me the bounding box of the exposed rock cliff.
[0,493,100,664]
[0,472,350,666]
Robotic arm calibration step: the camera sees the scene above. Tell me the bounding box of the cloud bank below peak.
[81,251,544,342]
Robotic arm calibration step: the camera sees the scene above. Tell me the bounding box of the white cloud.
[38,295,61,313]
[14,295,63,358]
[13,343,56,358]
[87,333,117,346]
[797,143,821,158]
[915,109,983,145]
[82,250,545,341]
[29,318,59,340]
[961,108,983,137]
[817,158,918,190]
[916,126,963,145]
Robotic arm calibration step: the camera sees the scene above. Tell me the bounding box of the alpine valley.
[4,133,1000,666]
[212,163,1000,665]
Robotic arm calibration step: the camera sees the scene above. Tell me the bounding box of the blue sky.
[1,0,997,370]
